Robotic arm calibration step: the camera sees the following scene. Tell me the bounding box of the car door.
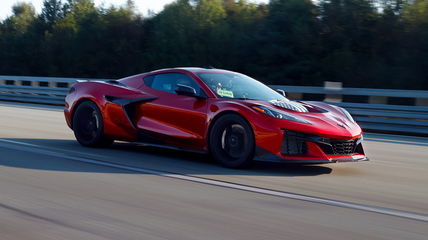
[135,72,209,151]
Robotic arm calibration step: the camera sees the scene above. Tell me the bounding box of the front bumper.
[254,130,369,164]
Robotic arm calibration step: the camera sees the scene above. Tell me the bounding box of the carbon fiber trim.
[105,95,157,128]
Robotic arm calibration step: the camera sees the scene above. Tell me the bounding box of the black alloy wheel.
[209,114,255,168]
[72,101,113,147]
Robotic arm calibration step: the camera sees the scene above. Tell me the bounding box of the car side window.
[145,73,202,95]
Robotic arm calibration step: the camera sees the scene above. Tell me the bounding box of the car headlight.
[339,107,355,123]
[251,105,311,124]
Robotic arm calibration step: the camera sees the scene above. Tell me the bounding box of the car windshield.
[197,72,287,101]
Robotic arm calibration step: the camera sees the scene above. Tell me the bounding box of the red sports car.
[64,67,368,168]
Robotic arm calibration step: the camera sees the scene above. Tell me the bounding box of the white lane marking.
[0,102,63,112]
[0,139,40,148]
[1,138,427,222]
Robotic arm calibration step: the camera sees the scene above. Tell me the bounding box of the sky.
[0,0,269,20]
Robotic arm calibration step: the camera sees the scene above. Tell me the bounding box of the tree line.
[0,0,427,89]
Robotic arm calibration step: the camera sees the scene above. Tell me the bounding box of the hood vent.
[270,100,308,113]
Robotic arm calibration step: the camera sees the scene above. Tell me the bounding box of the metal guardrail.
[0,76,110,105]
[1,76,427,135]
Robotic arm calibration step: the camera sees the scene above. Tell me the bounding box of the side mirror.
[276,89,287,98]
[175,84,197,97]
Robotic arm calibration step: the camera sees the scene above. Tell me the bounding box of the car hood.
[248,99,361,138]
[269,99,309,112]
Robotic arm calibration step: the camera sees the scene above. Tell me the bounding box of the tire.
[209,114,255,168]
[72,101,113,147]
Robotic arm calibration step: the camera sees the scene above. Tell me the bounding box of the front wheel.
[209,114,255,168]
[72,101,113,147]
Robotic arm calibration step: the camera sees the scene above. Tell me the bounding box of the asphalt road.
[0,102,427,239]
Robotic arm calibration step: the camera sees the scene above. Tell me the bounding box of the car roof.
[150,67,235,74]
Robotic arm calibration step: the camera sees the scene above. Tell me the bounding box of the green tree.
[218,0,267,72]
[95,2,146,76]
[252,0,319,85]
[0,2,38,75]
[0,0,427,90]
[146,0,198,68]
[41,0,65,27]
[400,0,428,89]
[318,0,378,87]
[4,2,36,33]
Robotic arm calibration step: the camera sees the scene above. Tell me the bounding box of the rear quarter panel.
[65,81,153,141]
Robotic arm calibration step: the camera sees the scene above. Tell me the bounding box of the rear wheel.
[209,114,255,168]
[72,101,113,147]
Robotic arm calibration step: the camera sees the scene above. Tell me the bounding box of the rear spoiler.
[75,79,126,87]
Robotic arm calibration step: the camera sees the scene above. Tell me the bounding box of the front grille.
[331,140,356,155]
[317,138,360,155]
[281,130,363,156]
